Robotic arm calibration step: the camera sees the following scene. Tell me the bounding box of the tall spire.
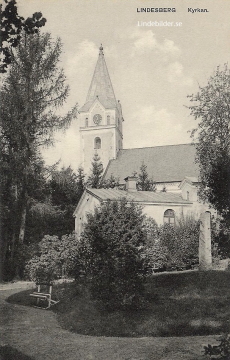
[85,44,117,109]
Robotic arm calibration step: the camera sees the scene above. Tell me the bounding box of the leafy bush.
[204,334,230,359]
[79,198,148,310]
[25,233,80,282]
[211,217,230,259]
[142,217,168,272]
[160,216,200,270]
[144,215,200,272]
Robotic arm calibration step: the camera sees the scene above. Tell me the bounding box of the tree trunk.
[0,238,3,282]
[10,185,20,261]
[10,232,16,261]
[19,197,27,244]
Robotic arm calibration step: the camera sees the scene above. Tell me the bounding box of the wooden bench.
[30,283,59,309]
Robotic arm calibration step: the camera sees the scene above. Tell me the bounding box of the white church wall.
[74,192,100,236]
[180,181,198,202]
[80,127,116,175]
[155,182,181,193]
[74,190,206,237]
[142,204,192,225]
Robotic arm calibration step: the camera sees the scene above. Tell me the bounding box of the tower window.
[163,209,175,226]
[94,137,101,149]
[107,115,110,125]
[85,118,88,127]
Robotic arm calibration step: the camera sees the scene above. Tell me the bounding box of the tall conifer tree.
[0,31,77,279]
[137,162,156,191]
[87,153,104,188]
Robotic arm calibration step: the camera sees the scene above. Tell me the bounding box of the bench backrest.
[36,283,52,294]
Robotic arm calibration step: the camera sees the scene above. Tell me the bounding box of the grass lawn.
[7,270,230,338]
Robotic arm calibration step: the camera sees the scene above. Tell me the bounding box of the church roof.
[103,143,199,184]
[79,45,117,112]
[86,188,192,204]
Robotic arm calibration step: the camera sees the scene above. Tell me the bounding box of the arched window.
[85,118,88,127]
[94,137,101,149]
[107,115,110,125]
[163,209,175,225]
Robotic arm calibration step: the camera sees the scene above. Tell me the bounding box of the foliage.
[75,166,85,196]
[25,165,85,242]
[86,152,103,188]
[25,233,80,282]
[188,64,230,227]
[211,217,230,260]
[0,0,46,72]
[204,334,230,359]
[137,162,156,191]
[79,198,148,310]
[159,216,200,270]
[101,174,120,189]
[0,30,77,280]
[142,217,168,272]
[1,154,50,278]
[47,166,85,236]
[143,215,200,271]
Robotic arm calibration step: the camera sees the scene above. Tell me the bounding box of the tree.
[101,174,120,189]
[48,166,85,236]
[142,217,168,272]
[142,216,200,272]
[0,31,77,280]
[159,216,200,270]
[76,166,85,197]
[25,233,80,282]
[137,162,156,191]
[188,64,230,227]
[8,165,84,279]
[87,152,103,188]
[0,0,46,73]
[80,198,147,310]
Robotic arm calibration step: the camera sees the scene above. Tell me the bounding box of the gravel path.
[0,284,215,360]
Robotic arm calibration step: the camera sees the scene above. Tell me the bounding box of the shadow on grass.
[0,345,35,360]
[6,271,230,337]
[7,289,36,307]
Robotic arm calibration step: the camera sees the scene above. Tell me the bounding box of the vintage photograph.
[1,0,230,359]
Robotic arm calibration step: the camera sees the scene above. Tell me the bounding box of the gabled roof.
[79,45,117,112]
[179,176,199,189]
[103,144,199,184]
[79,98,117,113]
[86,188,192,205]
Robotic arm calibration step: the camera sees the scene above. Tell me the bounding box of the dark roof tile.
[103,144,199,183]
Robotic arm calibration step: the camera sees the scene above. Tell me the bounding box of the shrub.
[25,233,80,282]
[79,198,148,310]
[144,215,200,272]
[212,217,230,259]
[159,216,200,270]
[142,217,168,272]
[204,334,230,359]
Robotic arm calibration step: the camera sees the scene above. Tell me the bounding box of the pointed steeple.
[79,44,124,175]
[80,45,117,111]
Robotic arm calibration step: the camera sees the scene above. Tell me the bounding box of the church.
[74,45,210,234]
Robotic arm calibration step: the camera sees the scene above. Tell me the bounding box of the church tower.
[79,45,124,175]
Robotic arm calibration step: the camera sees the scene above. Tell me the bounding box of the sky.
[17,0,230,171]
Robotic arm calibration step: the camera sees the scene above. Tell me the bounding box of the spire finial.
[99,44,104,55]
